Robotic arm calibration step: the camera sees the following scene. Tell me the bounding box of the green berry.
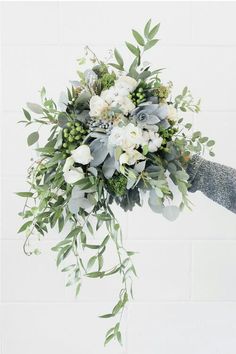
[70,129,76,135]
[68,136,74,142]
[63,143,67,148]
[138,87,143,93]
[75,135,80,140]
[67,122,72,127]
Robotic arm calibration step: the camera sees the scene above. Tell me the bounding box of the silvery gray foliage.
[102,156,116,179]
[131,103,170,130]
[57,91,69,112]
[68,186,92,214]
[89,137,109,167]
[76,110,90,124]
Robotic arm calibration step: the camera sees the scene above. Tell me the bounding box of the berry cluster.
[159,126,178,150]
[129,87,147,106]
[62,121,88,155]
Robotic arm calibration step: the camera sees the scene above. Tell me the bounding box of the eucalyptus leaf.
[125,42,140,56]
[132,29,145,46]
[114,48,124,68]
[162,205,180,221]
[27,102,44,114]
[27,131,39,146]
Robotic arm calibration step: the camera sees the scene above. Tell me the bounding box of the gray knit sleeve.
[186,155,236,214]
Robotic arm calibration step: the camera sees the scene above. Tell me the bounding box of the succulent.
[131,103,170,130]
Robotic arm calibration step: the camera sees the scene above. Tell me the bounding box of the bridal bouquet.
[18,20,215,345]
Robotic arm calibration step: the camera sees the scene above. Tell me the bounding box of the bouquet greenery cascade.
[18,20,215,345]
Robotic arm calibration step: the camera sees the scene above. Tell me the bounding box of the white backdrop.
[1,1,236,354]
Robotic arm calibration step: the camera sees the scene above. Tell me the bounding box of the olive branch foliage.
[17,19,215,346]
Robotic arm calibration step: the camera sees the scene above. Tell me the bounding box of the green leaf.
[182,86,188,95]
[104,333,115,346]
[58,215,64,233]
[57,112,68,127]
[116,331,122,345]
[148,23,160,39]
[98,255,104,270]
[99,313,114,319]
[17,220,32,233]
[86,220,93,235]
[87,256,97,270]
[144,39,158,51]
[132,29,145,46]
[86,271,105,278]
[108,63,123,71]
[209,150,215,157]
[207,140,215,147]
[101,235,110,247]
[26,102,44,114]
[185,123,192,130]
[23,109,31,121]
[45,152,64,168]
[125,42,140,56]
[114,48,124,68]
[192,131,201,139]
[16,192,33,198]
[66,226,82,239]
[75,282,81,296]
[112,300,123,315]
[27,131,39,146]
[84,244,100,249]
[199,136,208,143]
[61,264,75,272]
[144,18,152,38]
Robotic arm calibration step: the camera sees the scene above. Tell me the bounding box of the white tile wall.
[1,2,236,354]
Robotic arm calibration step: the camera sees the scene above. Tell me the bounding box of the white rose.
[122,123,143,149]
[167,105,178,121]
[72,145,93,165]
[89,95,108,117]
[101,87,118,105]
[111,96,135,115]
[108,126,125,147]
[63,157,84,184]
[115,76,138,93]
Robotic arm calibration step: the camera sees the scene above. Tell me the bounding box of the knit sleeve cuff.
[186,154,204,191]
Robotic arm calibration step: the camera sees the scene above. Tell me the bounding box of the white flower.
[122,123,143,149]
[89,95,108,117]
[72,145,93,165]
[111,96,135,115]
[115,76,138,93]
[167,105,178,121]
[108,126,125,147]
[63,157,84,184]
[101,87,118,105]
[148,132,163,152]
[120,149,145,166]
[63,156,74,173]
